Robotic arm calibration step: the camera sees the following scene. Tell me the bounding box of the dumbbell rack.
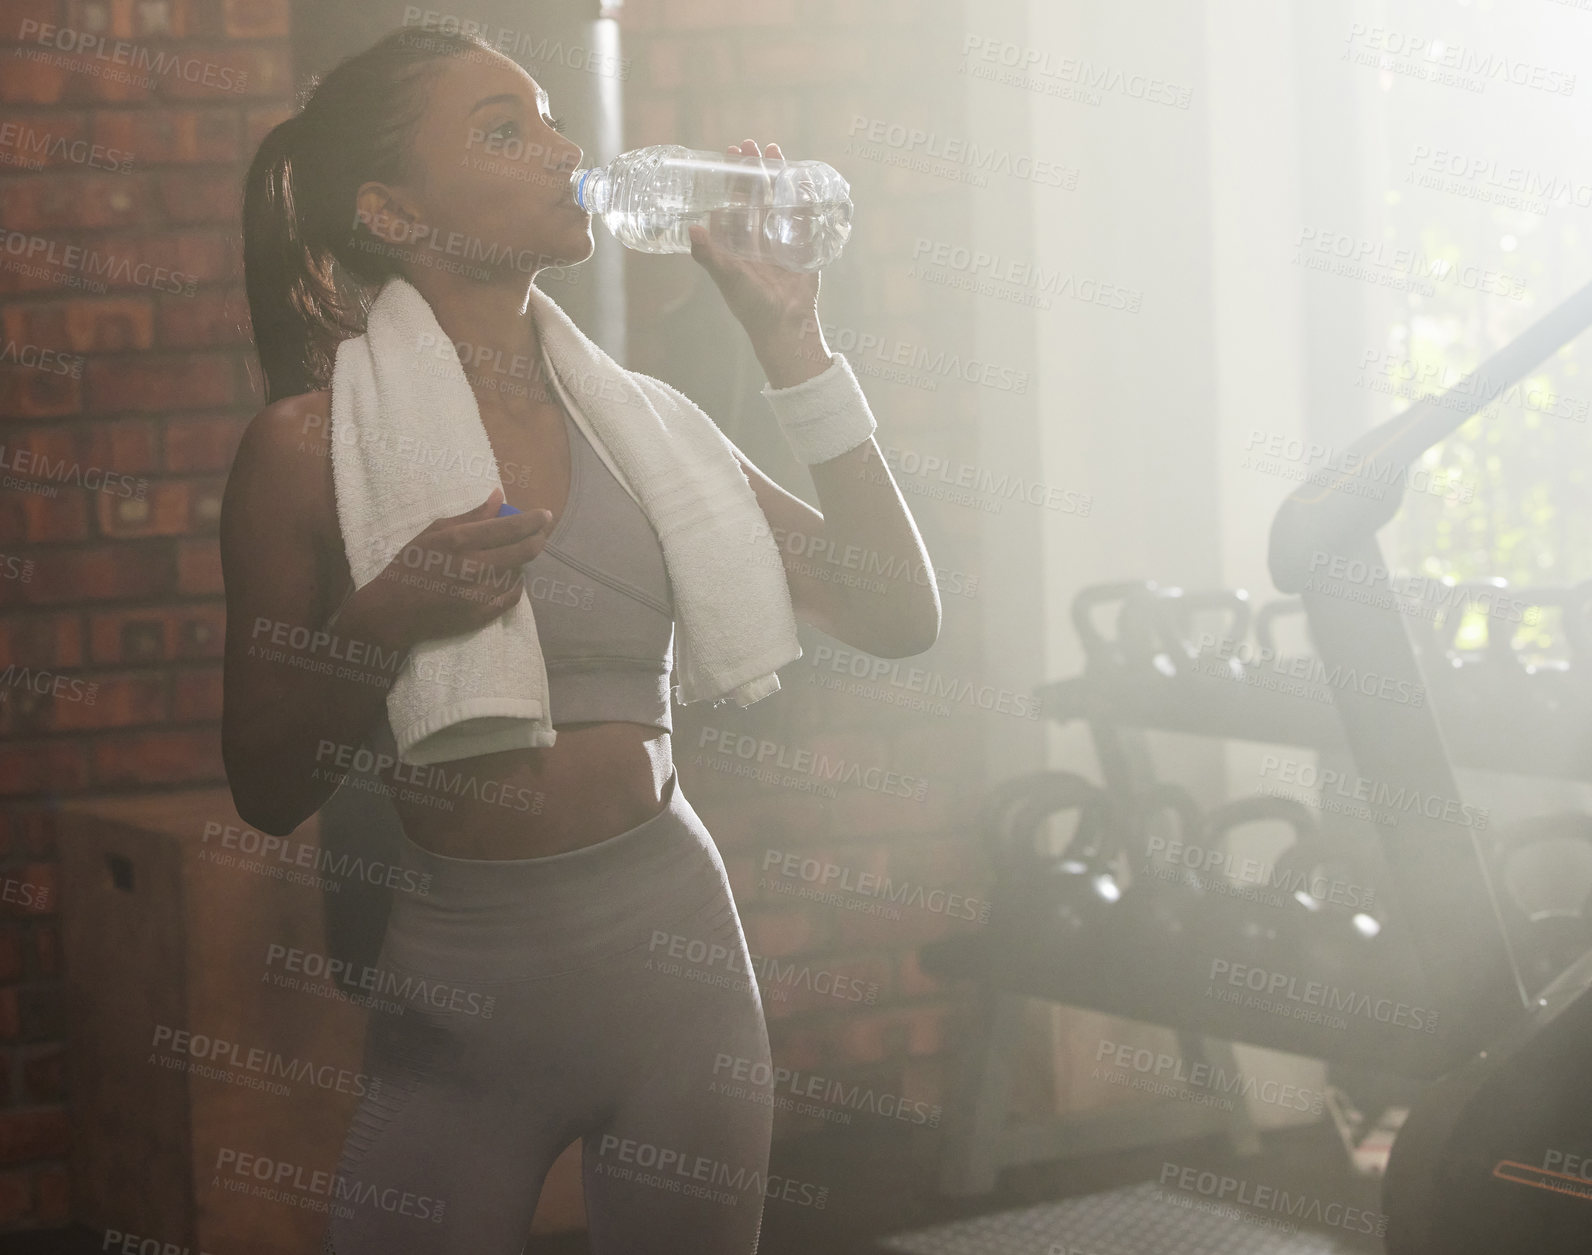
[932,275,1592,1205]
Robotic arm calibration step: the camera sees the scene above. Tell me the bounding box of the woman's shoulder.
[235,388,334,474]
[227,388,340,541]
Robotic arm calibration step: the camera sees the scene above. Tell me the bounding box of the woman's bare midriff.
[377,720,675,860]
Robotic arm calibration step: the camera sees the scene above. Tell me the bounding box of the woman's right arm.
[219,395,551,835]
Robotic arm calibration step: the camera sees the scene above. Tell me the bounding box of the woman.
[222,25,939,1255]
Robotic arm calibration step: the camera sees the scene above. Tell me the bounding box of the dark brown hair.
[242,26,494,403]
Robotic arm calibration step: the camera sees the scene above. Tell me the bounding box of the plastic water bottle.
[572,145,853,272]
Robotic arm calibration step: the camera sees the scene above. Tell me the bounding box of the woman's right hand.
[352,488,554,652]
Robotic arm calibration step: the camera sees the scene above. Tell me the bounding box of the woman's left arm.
[690,140,942,661]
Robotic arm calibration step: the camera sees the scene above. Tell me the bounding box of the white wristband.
[760,352,877,465]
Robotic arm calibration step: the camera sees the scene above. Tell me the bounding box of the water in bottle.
[572,145,853,271]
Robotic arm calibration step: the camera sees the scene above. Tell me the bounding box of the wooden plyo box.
[58,788,586,1254]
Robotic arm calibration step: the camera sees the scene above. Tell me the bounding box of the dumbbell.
[1114,783,1208,946]
[1273,830,1407,992]
[1069,580,1165,673]
[979,771,1124,942]
[1179,795,1324,976]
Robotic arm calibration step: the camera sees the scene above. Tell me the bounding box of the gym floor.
[0,1119,1386,1254]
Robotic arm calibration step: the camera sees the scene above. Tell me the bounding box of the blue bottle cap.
[497,503,522,517]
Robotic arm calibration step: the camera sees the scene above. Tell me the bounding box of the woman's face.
[363,48,594,279]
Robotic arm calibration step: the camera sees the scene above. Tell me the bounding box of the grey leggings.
[322,768,775,1254]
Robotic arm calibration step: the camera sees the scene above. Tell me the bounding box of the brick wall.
[0,0,293,1226]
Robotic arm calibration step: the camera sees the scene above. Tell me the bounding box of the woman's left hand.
[688,139,821,348]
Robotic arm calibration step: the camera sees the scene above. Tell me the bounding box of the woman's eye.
[489,120,519,143]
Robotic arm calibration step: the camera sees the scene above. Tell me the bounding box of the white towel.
[330,276,804,765]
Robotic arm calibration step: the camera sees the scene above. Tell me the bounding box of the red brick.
[78,228,239,290]
[4,44,155,104]
[0,543,174,608]
[7,811,56,859]
[33,1163,69,1223]
[827,893,956,949]
[0,1109,70,1165]
[176,536,220,594]
[0,611,83,665]
[19,985,62,1039]
[158,43,291,101]
[60,0,133,38]
[156,166,241,223]
[126,0,216,38]
[0,1172,29,1224]
[21,1049,66,1103]
[768,1017,849,1073]
[223,0,290,39]
[90,611,166,662]
[93,106,241,163]
[0,420,160,476]
[0,927,22,982]
[158,288,251,349]
[0,54,79,107]
[0,989,17,1038]
[0,116,88,170]
[37,671,169,732]
[4,864,57,915]
[0,232,191,299]
[89,603,223,663]
[0,485,91,542]
[2,296,155,353]
[0,741,88,796]
[67,295,156,350]
[0,363,80,418]
[763,952,892,1019]
[91,726,224,786]
[8,0,62,34]
[86,352,235,411]
[32,923,59,977]
[0,170,152,231]
[18,809,55,860]
[163,413,243,469]
[172,664,220,720]
[95,477,221,538]
[0,303,67,348]
[834,1003,952,1065]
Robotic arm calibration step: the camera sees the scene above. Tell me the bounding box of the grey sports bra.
[518,405,676,731]
[368,406,676,753]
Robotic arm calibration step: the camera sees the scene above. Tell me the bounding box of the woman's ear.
[354,181,420,245]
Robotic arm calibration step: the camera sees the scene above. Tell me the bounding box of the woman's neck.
[402,269,552,414]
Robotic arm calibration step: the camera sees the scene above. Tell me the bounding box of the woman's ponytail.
[240,26,492,405]
[244,117,318,403]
